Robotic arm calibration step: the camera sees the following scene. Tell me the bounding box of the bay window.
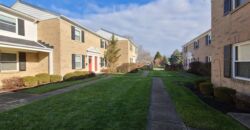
[233,42,250,80]
[0,53,17,72]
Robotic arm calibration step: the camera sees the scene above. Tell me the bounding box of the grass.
[0,73,151,130]
[21,75,106,94]
[149,70,247,130]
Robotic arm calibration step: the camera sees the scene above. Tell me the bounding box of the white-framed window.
[100,39,105,48]
[194,40,199,49]
[75,28,81,41]
[0,13,16,33]
[232,42,250,80]
[224,0,247,15]
[206,56,212,63]
[75,55,82,69]
[205,34,212,46]
[0,53,18,72]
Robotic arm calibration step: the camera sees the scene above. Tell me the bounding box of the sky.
[1,0,211,57]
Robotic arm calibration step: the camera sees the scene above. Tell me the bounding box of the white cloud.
[74,0,211,56]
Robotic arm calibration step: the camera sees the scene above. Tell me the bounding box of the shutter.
[72,54,76,69]
[82,55,85,69]
[81,31,85,43]
[18,19,25,36]
[71,26,75,40]
[19,52,26,71]
[224,44,232,78]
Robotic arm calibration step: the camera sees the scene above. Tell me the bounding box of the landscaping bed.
[184,82,248,114]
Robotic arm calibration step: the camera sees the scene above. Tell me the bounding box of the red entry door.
[95,56,98,72]
[89,56,92,73]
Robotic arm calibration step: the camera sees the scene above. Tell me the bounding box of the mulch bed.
[184,82,248,114]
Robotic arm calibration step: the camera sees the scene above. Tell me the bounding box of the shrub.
[22,76,38,88]
[101,69,110,73]
[165,64,183,71]
[199,82,213,96]
[235,93,250,112]
[63,71,93,81]
[188,62,211,76]
[117,63,139,73]
[2,77,24,90]
[194,79,207,90]
[214,87,236,104]
[50,75,62,83]
[35,73,50,85]
[63,72,76,81]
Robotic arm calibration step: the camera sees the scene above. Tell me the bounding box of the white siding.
[12,1,57,20]
[0,11,37,41]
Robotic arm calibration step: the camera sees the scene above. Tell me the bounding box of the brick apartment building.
[183,30,212,70]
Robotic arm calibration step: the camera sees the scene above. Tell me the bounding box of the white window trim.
[75,54,82,70]
[232,41,250,81]
[74,27,82,42]
[0,11,18,34]
[0,51,19,73]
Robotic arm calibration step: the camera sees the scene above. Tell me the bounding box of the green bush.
[235,93,250,112]
[22,76,38,88]
[188,62,211,76]
[194,79,207,90]
[63,72,76,81]
[35,73,50,85]
[50,75,62,83]
[117,63,139,73]
[214,87,236,104]
[63,71,93,81]
[199,82,213,96]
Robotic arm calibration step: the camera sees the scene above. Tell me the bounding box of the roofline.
[0,4,38,22]
[14,0,109,41]
[99,28,137,48]
[183,29,211,47]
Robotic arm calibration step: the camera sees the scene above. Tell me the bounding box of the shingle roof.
[0,35,52,49]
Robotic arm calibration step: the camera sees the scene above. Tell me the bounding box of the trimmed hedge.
[2,77,24,90]
[23,76,38,88]
[199,82,213,96]
[50,75,62,83]
[235,93,250,112]
[35,73,50,85]
[188,62,211,76]
[116,63,139,73]
[194,79,207,90]
[63,71,95,81]
[214,87,236,104]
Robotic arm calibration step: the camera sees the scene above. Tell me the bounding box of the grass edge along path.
[149,71,247,130]
[0,74,151,130]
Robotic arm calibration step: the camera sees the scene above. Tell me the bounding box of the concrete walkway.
[0,76,111,112]
[228,113,250,129]
[147,77,187,130]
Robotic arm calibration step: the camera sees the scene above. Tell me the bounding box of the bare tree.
[136,45,153,65]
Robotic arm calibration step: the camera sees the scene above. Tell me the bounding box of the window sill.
[0,70,19,74]
[233,76,250,82]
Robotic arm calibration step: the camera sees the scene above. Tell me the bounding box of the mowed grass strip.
[149,71,247,130]
[0,75,151,130]
[22,75,106,94]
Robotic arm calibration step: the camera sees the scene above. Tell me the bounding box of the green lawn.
[149,71,247,130]
[0,73,151,130]
[22,75,106,94]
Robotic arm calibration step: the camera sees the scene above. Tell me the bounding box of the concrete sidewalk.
[147,77,187,130]
[0,76,111,112]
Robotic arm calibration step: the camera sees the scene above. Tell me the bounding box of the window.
[130,44,133,51]
[75,55,82,69]
[0,53,17,71]
[194,40,199,49]
[75,28,81,41]
[205,34,212,46]
[0,14,16,33]
[235,0,247,8]
[224,0,247,15]
[100,57,105,67]
[233,43,250,80]
[100,39,105,48]
[206,56,212,63]
[183,46,188,52]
